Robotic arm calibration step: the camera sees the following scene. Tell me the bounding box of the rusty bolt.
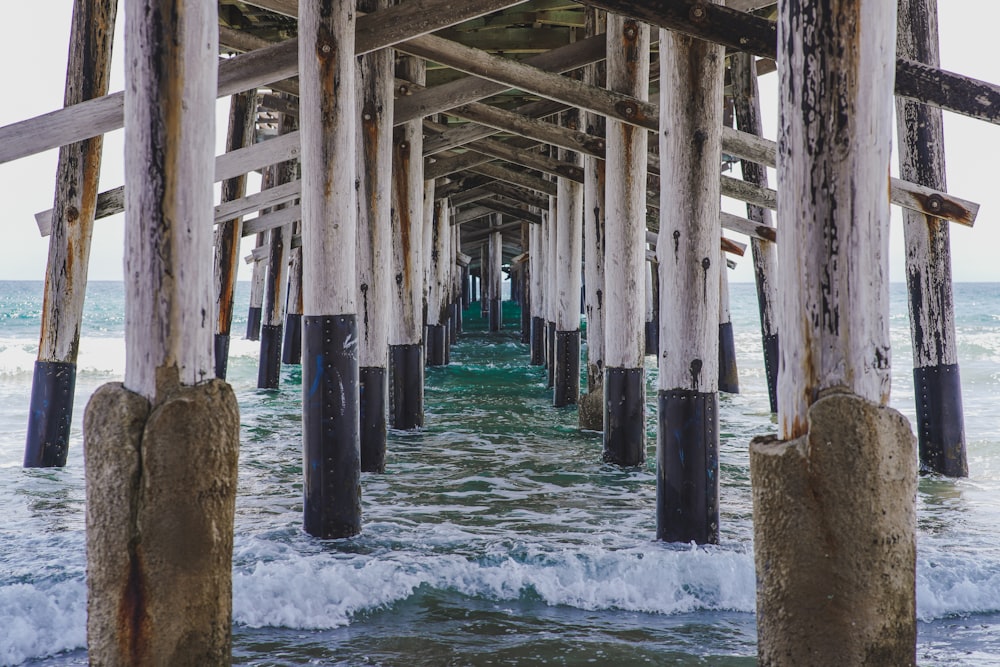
[690,4,707,22]
[321,43,332,54]
[927,195,943,212]
[624,25,637,39]
[399,142,409,150]
[622,103,636,117]
[363,113,372,121]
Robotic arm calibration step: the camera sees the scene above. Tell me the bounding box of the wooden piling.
[25,0,117,468]
[389,54,426,430]
[258,112,297,389]
[282,229,304,365]
[356,1,394,471]
[426,198,450,362]
[751,1,917,663]
[85,1,239,662]
[731,52,779,413]
[578,7,606,431]
[213,90,257,380]
[655,13,724,544]
[488,220,503,332]
[718,254,739,394]
[554,128,583,408]
[546,192,558,388]
[896,0,967,477]
[246,231,267,341]
[298,0,361,538]
[529,220,545,365]
[602,13,649,463]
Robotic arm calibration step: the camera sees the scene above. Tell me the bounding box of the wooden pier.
[4,0,997,663]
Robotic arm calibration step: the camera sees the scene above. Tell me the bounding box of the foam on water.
[0,581,85,666]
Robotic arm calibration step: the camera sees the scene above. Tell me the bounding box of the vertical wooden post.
[897,0,967,477]
[389,54,426,429]
[718,254,739,394]
[85,1,239,662]
[298,0,361,537]
[751,1,916,663]
[519,222,531,344]
[578,7,606,430]
[356,0,394,471]
[656,13,724,544]
[731,52,779,413]
[546,194,558,388]
[213,90,257,380]
[426,198,449,363]
[246,231,267,341]
[645,259,659,355]
[281,226,304,365]
[529,219,545,365]
[25,0,117,468]
[480,245,489,317]
[448,212,459,343]
[422,179,436,332]
[258,112,297,389]
[554,124,583,408]
[602,12,649,461]
[488,217,503,332]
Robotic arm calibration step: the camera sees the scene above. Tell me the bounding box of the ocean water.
[1,281,999,666]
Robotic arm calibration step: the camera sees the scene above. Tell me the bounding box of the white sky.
[1,1,999,283]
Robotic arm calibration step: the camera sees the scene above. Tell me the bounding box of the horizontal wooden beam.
[1,0,530,165]
[36,132,302,235]
[590,0,1000,127]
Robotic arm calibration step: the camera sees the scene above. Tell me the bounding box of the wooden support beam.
[299,0,361,539]
[588,0,1000,127]
[212,89,258,381]
[258,111,297,390]
[25,0,117,469]
[655,13,725,545]
[896,0,966,477]
[389,54,426,430]
[357,0,395,472]
[394,33,606,125]
[602,12,648,461]
[0,0,529,165]
[469,163,559,197]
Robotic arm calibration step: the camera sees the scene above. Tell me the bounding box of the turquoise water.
[1,282,999,665]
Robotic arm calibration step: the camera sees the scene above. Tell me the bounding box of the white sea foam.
[0,580,86,666]
[917,552,1000,620]
[231,542,757,631]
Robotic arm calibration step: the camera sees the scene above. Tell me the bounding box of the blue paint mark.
[309,355,325,397]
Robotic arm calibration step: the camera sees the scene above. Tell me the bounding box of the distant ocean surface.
[1,281,999,666]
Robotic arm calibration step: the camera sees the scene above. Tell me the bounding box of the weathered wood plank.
[123,0,216,401]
